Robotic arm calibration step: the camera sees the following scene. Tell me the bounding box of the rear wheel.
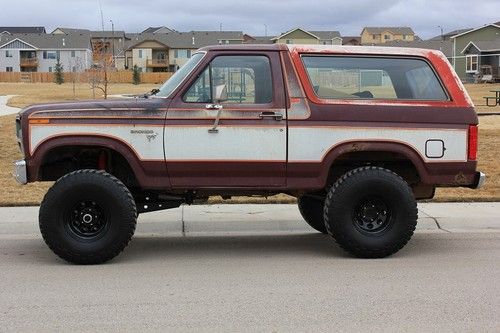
[324,166,417,258]
[298,195,327,234]
[39,169,137,264]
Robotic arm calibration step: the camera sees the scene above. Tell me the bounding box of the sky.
[1,0,499,39]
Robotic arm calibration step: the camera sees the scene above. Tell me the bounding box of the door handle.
[259,111,283,121]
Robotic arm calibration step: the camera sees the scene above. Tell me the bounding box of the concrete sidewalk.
[0,95,20,116]
[1,202,499,237]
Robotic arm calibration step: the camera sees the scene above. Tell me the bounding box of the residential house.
[461,38,500,82]
[51,27,90,35]
[125,31,244,72]
[428,28,472,41]
[0,33,92,73]
[242,34,274,44]
[373,39,454,62]
[342,36,361,45]
[360,27,415,44]
[141,26,177,34]
[270,28,342,45]
[450,22,500,81]
[90,30,127,68]
[0,26,46,34]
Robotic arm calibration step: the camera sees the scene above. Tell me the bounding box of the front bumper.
[13,159,27,185]
[471,171,486,189]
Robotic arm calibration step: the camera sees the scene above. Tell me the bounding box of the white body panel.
[289,126,467,162]
[164,126,286,161]
[30,125,164,160]
[29,124,468,163]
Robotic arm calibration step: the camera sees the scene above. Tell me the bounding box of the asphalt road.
[1,203,499,332]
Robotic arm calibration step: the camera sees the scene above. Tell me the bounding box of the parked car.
[14,44,485,264]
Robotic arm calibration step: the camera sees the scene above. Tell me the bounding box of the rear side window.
[301,56,447,101]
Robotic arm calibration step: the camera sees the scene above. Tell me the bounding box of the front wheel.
[323,166,417,258]
[39,169,137,264]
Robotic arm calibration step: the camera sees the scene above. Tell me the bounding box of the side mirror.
[212,84,228,103]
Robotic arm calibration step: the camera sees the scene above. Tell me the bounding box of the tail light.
[468,125,478,160]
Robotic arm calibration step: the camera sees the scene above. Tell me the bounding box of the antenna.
[99,1,104,31]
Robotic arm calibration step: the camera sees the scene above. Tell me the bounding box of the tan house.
[271,28,342,45]
[360,27,415,44]
[125,31,244,72]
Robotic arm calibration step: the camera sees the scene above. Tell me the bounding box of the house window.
[138,50,143,58]
[6,67,13,72]
[403,34,408,39]
[286,39,292,44]
[466,55,478,73]
[48,67,53,72]
[71,50,75,57]
[72,66,76,72]
[43,51,58,60]
[6,50,13,57]
[384,34,390,40]
[174,50,191,58]
[372,34,377,40]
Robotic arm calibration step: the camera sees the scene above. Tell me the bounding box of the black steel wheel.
[324,166,417,258]
[39,169,137,264]
[66,200,108,239]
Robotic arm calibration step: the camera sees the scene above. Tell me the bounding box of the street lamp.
[110,19,115,67]
[438,25,444,41]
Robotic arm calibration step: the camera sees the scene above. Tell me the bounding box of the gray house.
[0,33,92,73]
[0,26,46,34]
[450,22,500,81]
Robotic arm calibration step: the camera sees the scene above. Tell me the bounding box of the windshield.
[155,52,205,98]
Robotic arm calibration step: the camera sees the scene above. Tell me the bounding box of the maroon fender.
[27,134,170,189]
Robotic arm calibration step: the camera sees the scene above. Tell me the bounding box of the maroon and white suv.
[14,44,484,264]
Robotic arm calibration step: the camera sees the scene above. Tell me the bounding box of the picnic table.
[484,90,500,107]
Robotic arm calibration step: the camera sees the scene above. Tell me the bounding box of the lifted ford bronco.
[14,44,484,264]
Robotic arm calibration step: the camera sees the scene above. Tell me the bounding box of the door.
[165,52,287,188]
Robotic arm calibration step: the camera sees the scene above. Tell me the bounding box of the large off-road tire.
[298,195,327,234]
[39,169,137,264]
[324,166,417,258]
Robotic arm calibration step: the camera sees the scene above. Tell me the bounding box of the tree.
[87,40,113,99]
[69,57,83,99]
[54,60,64,85]
[132,65,141,85]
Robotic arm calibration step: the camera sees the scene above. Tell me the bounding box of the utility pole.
[264,24,268,37]
[110,19,115,67]
[438,25,444,41]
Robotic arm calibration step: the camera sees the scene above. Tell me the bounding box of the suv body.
[13,44,484,263]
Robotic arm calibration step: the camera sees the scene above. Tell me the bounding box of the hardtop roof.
[198,44,446,58]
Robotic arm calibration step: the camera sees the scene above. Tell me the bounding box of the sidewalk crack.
[420,210,451,233]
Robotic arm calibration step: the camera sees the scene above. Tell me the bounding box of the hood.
[19,97,170,120]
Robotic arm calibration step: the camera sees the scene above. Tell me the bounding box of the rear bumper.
[470,171,486,189]
[13,159,27,185]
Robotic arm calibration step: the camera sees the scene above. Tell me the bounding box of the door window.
[184,55,273,104]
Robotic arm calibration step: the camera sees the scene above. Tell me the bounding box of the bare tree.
[69,57,83,99]
[87,38,114,99]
